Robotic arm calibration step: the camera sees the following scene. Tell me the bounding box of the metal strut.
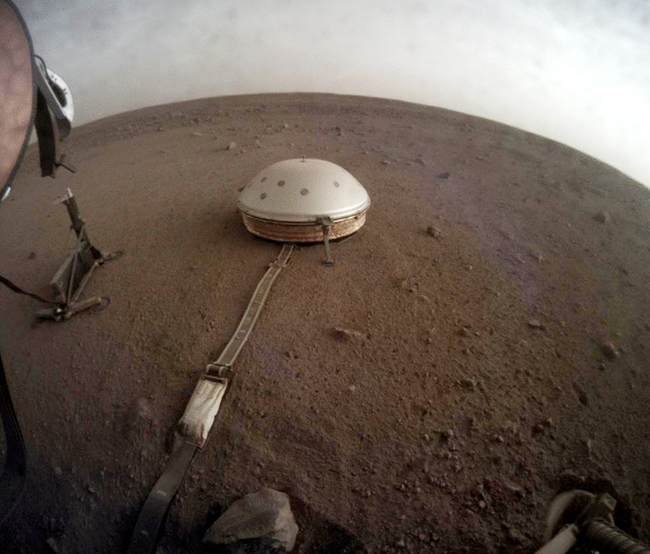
[127,243,294,554]
[35,189,122,322]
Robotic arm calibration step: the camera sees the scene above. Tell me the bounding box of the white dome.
[237,158,370,223]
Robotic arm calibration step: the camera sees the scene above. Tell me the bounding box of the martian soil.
[1,93,649,553]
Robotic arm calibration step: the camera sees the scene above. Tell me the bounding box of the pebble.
[227,141,237,150]
[601,342,619,360]
[332,327,366,341]
[426,225,441,238]
[460,377,477,390]
[594,210,611,224]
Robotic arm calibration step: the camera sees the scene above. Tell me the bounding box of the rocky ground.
[1,93,649,553]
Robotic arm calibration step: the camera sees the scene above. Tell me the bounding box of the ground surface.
[1,93,649,554]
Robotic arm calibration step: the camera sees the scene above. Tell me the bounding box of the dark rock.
[426,225,441,238]
[601,342,619,360]
[436,172,450,179]
[46,538,60,553]
[460,377,477,390]
[204,488,298,552]
[594,210,611,224]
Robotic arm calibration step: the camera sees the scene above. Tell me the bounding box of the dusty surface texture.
[1,93,649,553]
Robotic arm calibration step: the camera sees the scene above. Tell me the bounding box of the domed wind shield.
[238,158,371,244]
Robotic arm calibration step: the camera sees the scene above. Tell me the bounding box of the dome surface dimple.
[238,158,370,223]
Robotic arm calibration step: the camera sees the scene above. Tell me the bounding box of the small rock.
[503,480,525,496]
[505,526,526,544]
[135,397,155,422]
[348,385,357,393]
[28,251,36,260]
[283,123,289,129]
[227,141,237,150]
[191,131,203,137]
[332,327,365,341]
[46,537,60,553]
[601,342,619,360]
[380,160,390,165]
[204,488,298,552]
[53,466,63,477]
[436,172,450,179]
[460,377,477,390]
[426,225,441,238]
[528,319,544,329]
[457,327,470,337]
[594,210,611,224]
[415,158,426,166]
[578,389,590,406]
[441,429,454,440]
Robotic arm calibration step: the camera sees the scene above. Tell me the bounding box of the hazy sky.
[17,0,650,187]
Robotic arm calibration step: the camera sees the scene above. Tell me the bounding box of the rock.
[332,327,365,341]
[594,210,611,224]
[53,466,63,477]
[441,429,454,440]
[46,537,60,553]
[533,418,553,434]
[460,377,477,390]
[191,131,203,137]
[426,225,441,238]
[227,141,237,150]
[527,319,544,329]
[436,172,450,179]
[503,480,525,496]
[457,327,470,337]
[135,397,155,422]
[28,251,36,260]
[380,160,390,165]
[577,389,590,406]
[601,342,619,360]
[204,488,298,553]
[505,525,526,544]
